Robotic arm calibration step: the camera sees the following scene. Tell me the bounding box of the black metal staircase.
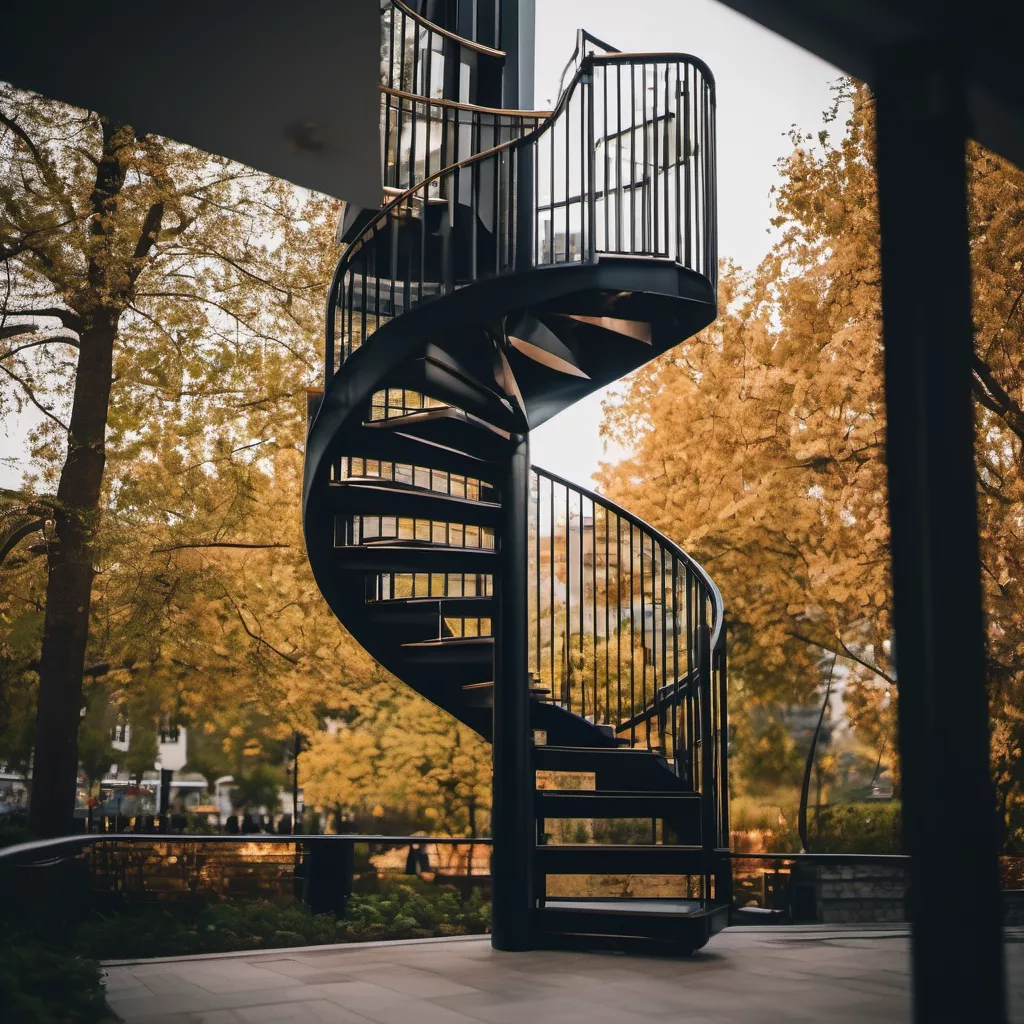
[303,0,729,954]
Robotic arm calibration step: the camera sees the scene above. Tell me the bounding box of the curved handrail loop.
[328,48,717,380]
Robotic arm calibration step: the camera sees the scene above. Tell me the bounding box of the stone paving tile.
[158,960,304,994]
[232,1000,377,1024]
[101,927,1024,1023]
[351,965,483,997]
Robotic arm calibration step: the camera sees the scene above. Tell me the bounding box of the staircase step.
[462,680,551,708]
[402,636,493,666]
[534,843,706,874]
[333,543,495,574]
[366,596,493,620]
[327,479,500,527]
[533,898,728,953]
[535,789,702,825]
[534,745,686,792]
[393,356,521,432]
[346,425,504,483]
[365,407,513,462]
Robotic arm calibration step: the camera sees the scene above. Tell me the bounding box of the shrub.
[74,877,490,959]
[811,801,902,854]
[0,936,116,1023]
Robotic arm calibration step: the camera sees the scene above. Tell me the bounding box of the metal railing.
[326,48,716,380]
[530,467,729,851]
[381,88,548,194]
[0,833,493,927]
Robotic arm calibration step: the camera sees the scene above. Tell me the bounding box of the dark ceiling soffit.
[716,0,1024,171]
[0,0,382,206]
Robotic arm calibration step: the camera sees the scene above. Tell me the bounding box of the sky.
[0,2,842,491]
[529,0,842,486]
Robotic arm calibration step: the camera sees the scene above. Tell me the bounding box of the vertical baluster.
[616,514,622,726]
[685,564,695,786]
[550,476,556,703]
[604,503,610,728]
[564,94,571,261]
[631,64,638,252]
[683,62,692,269]
[640,532,648,749]
[548,111,555,264]
[652,62,659,255]
[564,483,571,713]
[578,490,585,720]
[628,524,635,746]
[591,499,598,723]
[662,64,671,257]
[674,63,682,263]
[718,620,729,848]
[642,63,650,252]
[601,65,609,253]
[616,63,623,252]
[670,557,680,778]
[535,471,541,683]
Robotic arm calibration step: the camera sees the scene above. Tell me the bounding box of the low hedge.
[75,876,490,960]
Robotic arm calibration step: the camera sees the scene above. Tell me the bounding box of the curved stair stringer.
[303,258,714,748]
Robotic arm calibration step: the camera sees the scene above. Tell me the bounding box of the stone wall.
[815,862,909,923]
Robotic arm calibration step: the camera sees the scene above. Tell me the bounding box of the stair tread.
[346,426,503,481]
[403,636,492,649]
[331,478,500,507]
[537,843,703,852]
[366,407,511,440]
[333,544,495,574]
[536,744,670,758]
[368,596,493,613]
[537,789,698,800]
[539,898,723,918]
[327,480,500,527]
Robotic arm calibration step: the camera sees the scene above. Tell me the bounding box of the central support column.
[491,431,534,951]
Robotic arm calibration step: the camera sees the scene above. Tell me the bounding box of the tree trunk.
[29,118,127,837]
[29,317,116,836]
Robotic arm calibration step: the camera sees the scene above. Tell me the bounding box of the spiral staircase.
[303,0,730,953]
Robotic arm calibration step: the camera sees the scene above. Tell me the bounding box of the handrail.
[0,832,492,864]
[391,0,506,60]
[380,85,552,119]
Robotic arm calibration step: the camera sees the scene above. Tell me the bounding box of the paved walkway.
[102,926,1024,1023]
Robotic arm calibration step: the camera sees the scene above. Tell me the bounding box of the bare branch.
[223,592,300,665]
[152,542,289,553]
[0,361,70,431]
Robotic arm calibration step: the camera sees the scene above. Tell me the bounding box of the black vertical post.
[292,731,301,830]
[491,432,534,951]
[158,768,173,818]
[874,40,1005,1023]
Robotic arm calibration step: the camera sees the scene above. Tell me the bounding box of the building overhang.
[0,0,382,205]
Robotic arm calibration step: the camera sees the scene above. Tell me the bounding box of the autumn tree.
[0,84,347,834]
[599,80,1024,844]
[302,672,492,836]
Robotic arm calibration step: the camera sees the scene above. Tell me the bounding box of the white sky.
[0,2,842,491]
[530,0,842,486]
